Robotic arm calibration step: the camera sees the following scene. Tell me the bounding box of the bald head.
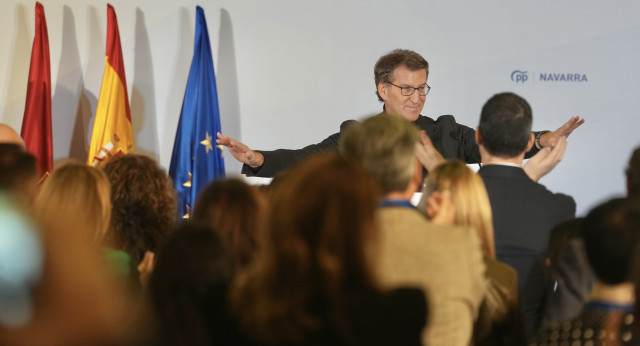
[0,124,24,148]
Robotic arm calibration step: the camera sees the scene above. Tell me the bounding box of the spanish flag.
[87,4,134,167]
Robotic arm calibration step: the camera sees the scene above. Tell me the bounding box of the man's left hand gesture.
[539,116,584,149]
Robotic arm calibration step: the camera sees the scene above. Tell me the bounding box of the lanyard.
[378,199,415,209]
[585,301,634,313]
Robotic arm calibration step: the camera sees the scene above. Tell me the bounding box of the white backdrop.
[2,0,639,216]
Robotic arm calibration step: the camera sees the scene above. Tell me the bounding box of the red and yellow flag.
[21,2,52,178]
[87,4,134,167]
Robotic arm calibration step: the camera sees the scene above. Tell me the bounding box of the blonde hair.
[36,160,111,243]
[339,113,418,195]
[419,160,496,258]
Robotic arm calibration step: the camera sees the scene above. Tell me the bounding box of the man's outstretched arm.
[217,120,352,177]
[216,132,264,169]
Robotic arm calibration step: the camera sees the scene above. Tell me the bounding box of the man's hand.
[524,135,568,182]
[415,130,444,171]
[540,116,584,148]
[216,132,264,169]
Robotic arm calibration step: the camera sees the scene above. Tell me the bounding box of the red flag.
[87,4,134,167]
[21,1,52,178]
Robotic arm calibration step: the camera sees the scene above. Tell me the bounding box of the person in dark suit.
[216,49,583,178]
[475,92,576,336]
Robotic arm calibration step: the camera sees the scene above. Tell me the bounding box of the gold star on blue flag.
[169,6,225,220]
[200,132,213,153]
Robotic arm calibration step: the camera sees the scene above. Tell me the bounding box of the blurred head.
[340,113,419,195]
[375,49,429,121]
[626,146,640,197]
[192,178,265,272]
[231,153,381,343]
[0,194,42,328]
[0,124,24,147]
[581,197,640,285]
[545,218,584,273]
[478,92,533,158]
[36,161,111,243]
[0,144,37,208]
[419,160,495,258]
[149,223,231,345]
[103,155,177,263]
[3,183,141,345]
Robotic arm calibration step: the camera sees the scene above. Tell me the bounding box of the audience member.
[629,224,640,341]
[0,123,25,147]
[191,178,265,273]
[34,161,144,289]
[627,146,640,198]
[540,145,640,329]
[418,160,526,345]
[231,153,427,346]
[148,223,233,345]
[0,184,146,344]
[35,161,111,243]
[531,197,640,344]
[0,143,38,208]
[259,169,292,199]
[0,194,42,329]
[339,114,485,346]
[540,218,595,327]
[475,92,576,334]
[103,154,177,266]
[216,49,583,178]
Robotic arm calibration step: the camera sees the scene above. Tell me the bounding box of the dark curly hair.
[103,155,177,263]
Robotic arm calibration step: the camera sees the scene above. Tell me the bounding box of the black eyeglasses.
[387,82,431,96]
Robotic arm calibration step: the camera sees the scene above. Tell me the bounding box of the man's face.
[377,65,428,122]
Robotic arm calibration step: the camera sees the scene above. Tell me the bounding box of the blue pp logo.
[511,70,528,83]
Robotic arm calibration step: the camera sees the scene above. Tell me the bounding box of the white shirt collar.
[482,162,522,168]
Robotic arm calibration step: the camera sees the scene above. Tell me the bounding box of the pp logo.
[511,70,528,83]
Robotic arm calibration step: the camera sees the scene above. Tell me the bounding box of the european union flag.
[169,6,225,219]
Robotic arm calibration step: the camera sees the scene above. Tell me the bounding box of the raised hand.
[415,130,444,172]
[216,132,264,169]
[524,135,568,181]
[539,116,584,148]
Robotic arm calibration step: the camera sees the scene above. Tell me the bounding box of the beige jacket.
[376,206,486,346]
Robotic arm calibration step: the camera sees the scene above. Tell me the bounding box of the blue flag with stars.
[169,6,225,219]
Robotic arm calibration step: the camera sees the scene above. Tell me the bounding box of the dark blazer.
[478,164,575,336]
[209,286,427,346]
[242,114,542,177]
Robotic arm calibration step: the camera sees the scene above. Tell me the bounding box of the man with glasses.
[217,49,583,178]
